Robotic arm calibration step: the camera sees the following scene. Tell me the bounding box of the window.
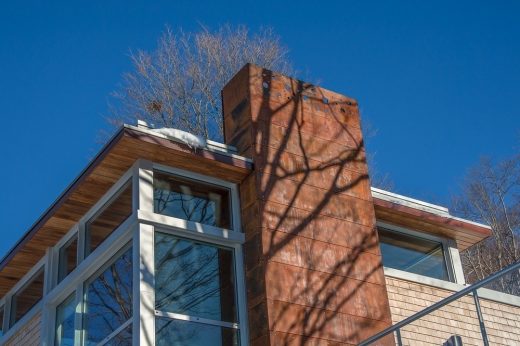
[10,268,44,326]
[83,246,133,345]
[378,227,451,281]
[154,171,232,229]
[154,232,239,346]
[55,293,75,346]
[58,235,78,283]
[85,181,132,256]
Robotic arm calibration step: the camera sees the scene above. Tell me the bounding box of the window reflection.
[154,172,231,229]
[55,293,75,346]
[58,235,78,283]
[156,318,238,346]
[83,247,133,345]
[378,227,450,281]
[85,182,132,256]
[155,233,237,323]
[10,269,44,326]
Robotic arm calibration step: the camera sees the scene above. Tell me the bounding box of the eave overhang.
[371,187,492,251]
[0,125,252,298]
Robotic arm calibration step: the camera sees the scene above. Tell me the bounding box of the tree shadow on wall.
[236,67,394,346]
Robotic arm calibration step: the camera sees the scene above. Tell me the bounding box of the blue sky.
[0,0,519,257]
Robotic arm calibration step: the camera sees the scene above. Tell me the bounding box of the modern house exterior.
[0,64,518,346]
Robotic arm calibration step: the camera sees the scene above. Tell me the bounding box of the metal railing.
[358,261,520,346]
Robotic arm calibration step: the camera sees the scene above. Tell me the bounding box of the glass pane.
[155,233,237,323]
[85,182,132,256]
[83,247,132,345]
[55,293,75,346]
[58,235,78,283]
[10,269,44,326]
[154,171,231,229]
[104,324,132,346]
[155,318,238,346]
[378,228,450,281]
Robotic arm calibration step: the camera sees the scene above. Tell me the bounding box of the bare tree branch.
[109,24,292,141]
[452,154,520,295]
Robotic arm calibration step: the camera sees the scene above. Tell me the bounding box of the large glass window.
[378,227,451,281]
[154,171,231,229]
[10,268,44,326]
[58,235,78,283]
[83,246,133,346]
[85,182,132,256]
[55,293,75,346]
[154,232,239,346]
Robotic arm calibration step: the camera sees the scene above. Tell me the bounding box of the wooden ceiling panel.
[0,127,252,298]
[373,199,491,251]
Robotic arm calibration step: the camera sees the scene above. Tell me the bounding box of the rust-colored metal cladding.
[223,64,393,345]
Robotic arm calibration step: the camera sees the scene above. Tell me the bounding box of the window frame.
[44,165,137,346]
[153,230,241,333]
[56,228,79,285]
[377,221,462,283]
[84,179,133,257]
[0,159,248,346]
[136,161,248,346]
[10,266,45,327]
[81,241,134,346]
[152,164,242,233]
[0,254,47,343]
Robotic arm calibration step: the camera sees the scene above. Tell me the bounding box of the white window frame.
[377,221,465,285]
[43,164,138,346]
[0,254,47,344]
[135,161,249,346]
[80,241,134,346]
[2,159,249,346]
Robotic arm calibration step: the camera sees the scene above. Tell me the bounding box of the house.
[0,64,518,346]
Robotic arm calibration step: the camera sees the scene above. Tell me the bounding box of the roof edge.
[0,127,126,271]
[371,187,492,232]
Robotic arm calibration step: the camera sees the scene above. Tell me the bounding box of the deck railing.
[358,261,520,346]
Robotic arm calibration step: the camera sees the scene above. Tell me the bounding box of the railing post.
[396,328,403,346]
[472,290,489,346]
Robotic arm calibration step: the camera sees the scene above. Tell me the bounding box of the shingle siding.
[4,312,41,346]
[386,276,520,346]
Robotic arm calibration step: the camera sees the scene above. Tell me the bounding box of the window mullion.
[73,283,84,346]
[138,223,155,346]
[2,296,11,335]
[154,310,239,329]
[97,318,132,346]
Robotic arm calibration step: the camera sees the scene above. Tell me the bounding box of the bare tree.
[109,25,291,141]
[452,154,520,295]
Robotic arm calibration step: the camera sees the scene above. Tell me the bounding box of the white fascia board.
[371,187,492,230]
[371,187,449,216]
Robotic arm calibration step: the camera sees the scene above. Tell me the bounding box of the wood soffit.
[0,126,252,298]
[373,197,492,251]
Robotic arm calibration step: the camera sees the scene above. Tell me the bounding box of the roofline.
[371,187,492,232]
[0,127,126,270]
[124,124,253,164]
[0,125,254,272]
[371,187,450,216]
